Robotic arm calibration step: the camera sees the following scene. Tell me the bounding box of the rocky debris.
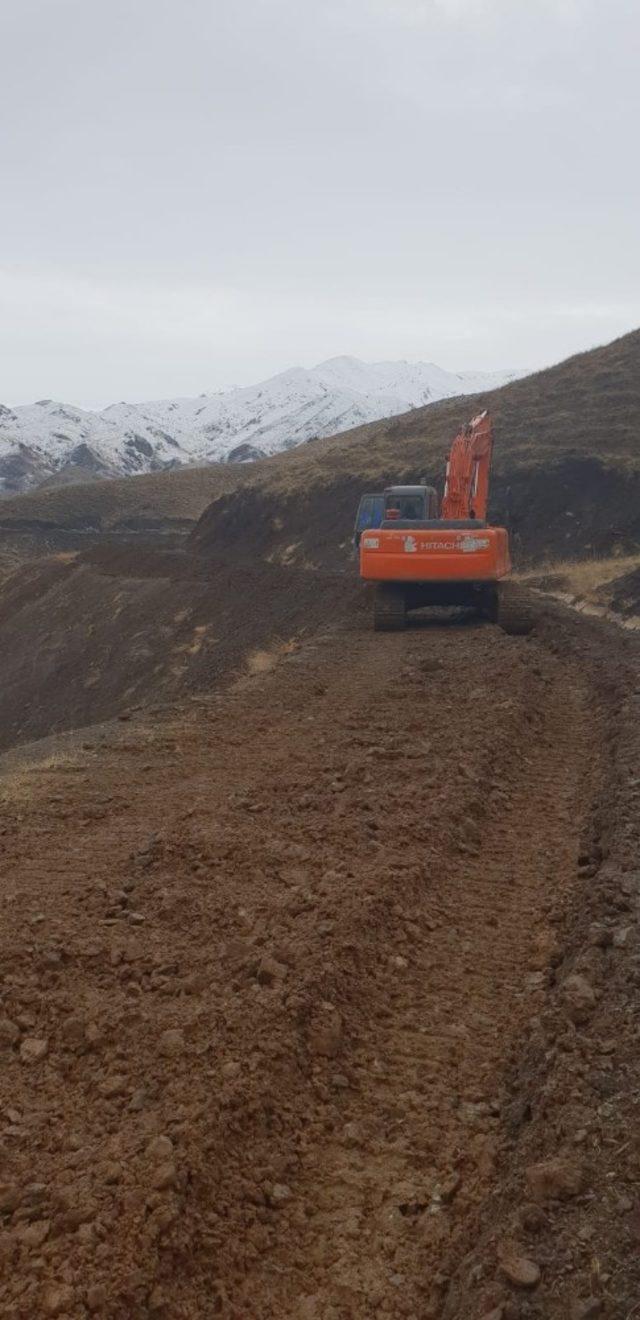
[526,1157,586,1203]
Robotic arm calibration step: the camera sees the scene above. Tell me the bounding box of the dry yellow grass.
[518,553,640,598]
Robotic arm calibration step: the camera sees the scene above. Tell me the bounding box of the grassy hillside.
[0,462,242,533]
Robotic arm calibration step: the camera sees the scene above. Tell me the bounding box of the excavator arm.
[441,409,493,522]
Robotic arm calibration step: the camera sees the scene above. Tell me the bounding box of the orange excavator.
[356,411,530,633]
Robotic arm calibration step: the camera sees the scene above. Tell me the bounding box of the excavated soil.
[1,603,640,1319]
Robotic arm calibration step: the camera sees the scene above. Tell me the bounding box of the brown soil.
[1,602,639,1318]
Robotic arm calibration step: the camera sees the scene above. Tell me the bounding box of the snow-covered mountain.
[0,356,524,495]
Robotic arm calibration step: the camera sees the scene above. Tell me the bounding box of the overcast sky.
[1,0,638,408]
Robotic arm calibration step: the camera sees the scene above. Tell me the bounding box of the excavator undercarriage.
[372,580,533,634]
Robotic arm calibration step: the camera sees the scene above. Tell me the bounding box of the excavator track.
[498,582,536,635]
[373,582,406,631]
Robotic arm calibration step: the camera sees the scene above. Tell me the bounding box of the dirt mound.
[0,545,363,752]
[0,604,639,1317]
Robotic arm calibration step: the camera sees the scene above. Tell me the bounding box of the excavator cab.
[382,485,438,526]
[354,485,437,548]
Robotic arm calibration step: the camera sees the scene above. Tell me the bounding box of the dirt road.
[0,608,639,1318]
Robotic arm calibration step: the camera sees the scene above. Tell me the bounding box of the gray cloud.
[1,0,638,406]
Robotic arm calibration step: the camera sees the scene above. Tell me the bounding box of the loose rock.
[151,1162,177,1190]
[562,974,596,1024]
[41,1284,75,1316]
[159,1028,185,1057]
[526,1156,586,1203]
[18,1219,50,1248]
[270,1183,293,1206]
[86,1284,107,1312]
[19,1036,48,1064]
[146,1135,174,1162]
[500,1253,541,1289]
[256,954,287,986]
[98,1074,127,1098]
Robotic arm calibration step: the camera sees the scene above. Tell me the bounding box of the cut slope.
[0,546,362,752]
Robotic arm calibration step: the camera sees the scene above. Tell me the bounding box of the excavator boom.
[441,410,493,522]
